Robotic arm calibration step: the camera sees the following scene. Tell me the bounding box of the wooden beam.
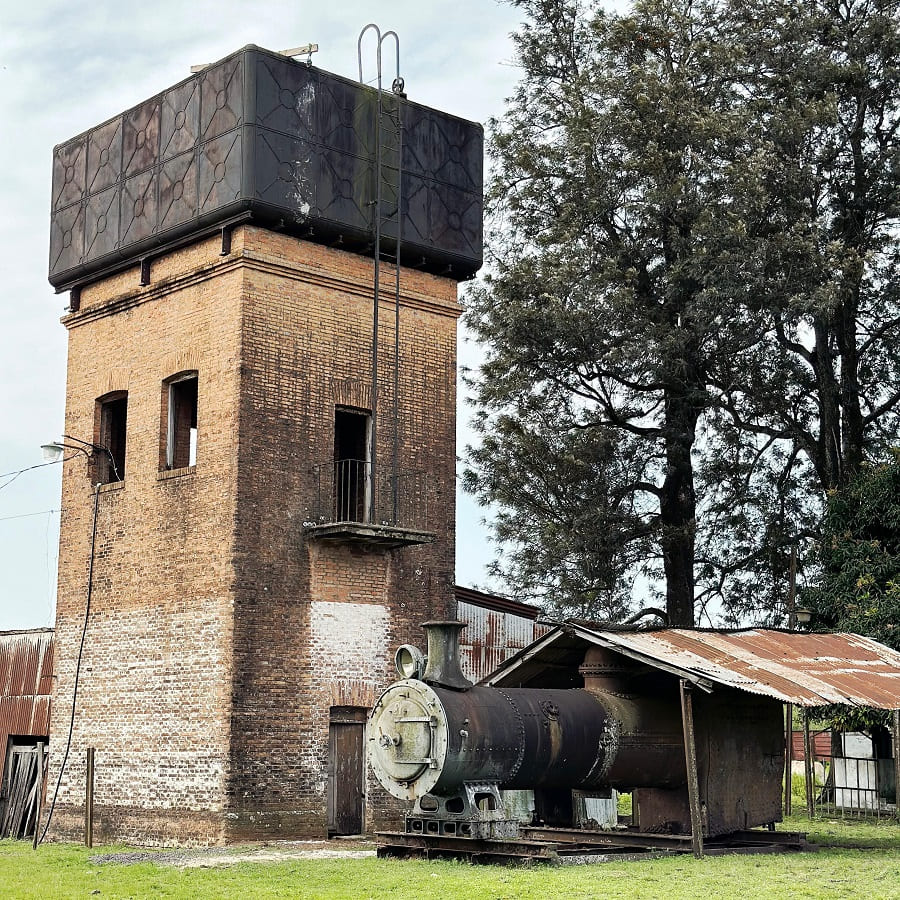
[85,747,95,848]
[784,703,793,817]
[893,709,900,821]
[679,679,704,858]
[32,743,44,850]
[803,710,814,818]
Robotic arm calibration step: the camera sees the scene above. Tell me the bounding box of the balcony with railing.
[304,459,436,547]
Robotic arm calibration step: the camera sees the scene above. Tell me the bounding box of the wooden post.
[784,703,793,817]
[784,545,798,819]
[85,747,95,848]
[679,679,704,858]
[31,743,44,850]
[803,710,814,818]
[893,709,900,821]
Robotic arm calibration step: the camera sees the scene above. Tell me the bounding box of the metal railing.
[788,751,896,820]
[308,459,431,532]
[815,755,896,819]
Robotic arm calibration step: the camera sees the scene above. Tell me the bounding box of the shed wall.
[0,631,53,782]
[457,600,549,683]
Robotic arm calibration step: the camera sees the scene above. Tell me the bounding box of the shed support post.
[784,703,792,817]
[893,709,900,821]
[85,747,95,848]
[803,711,814,818]
[679,679,703,858]
[32,743,44,850]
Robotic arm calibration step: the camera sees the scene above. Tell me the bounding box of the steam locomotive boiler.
[368,620,778,843]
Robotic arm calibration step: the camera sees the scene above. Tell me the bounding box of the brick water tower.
[45,43,481,844]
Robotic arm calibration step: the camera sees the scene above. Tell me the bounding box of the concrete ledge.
[157,465,197,482]
[304,522,436,548]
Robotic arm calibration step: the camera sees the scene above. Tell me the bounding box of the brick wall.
[227,227,457,838]
[48,225,459,844]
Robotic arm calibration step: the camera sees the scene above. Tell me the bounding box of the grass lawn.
[1,816,899,899]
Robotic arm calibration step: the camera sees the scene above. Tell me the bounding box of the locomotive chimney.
[421,621,472,690]
[580,645,641,694]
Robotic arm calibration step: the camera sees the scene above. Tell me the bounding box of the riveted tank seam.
[494,688,527,780]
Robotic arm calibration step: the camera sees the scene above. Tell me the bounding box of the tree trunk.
[661,389,699,627]
[812,316,843,490]
[838,296,863,476]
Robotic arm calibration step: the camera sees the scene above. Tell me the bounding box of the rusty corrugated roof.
[488,625,900,709]
[577,626,900,708]
[0,629,54,738]
[455,585,543,620]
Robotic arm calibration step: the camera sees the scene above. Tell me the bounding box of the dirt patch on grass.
[92,839,377,868]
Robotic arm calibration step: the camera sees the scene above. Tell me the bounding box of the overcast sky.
[0,0,546,630]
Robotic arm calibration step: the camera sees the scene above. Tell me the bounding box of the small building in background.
[455,586,549,684]
[0,629,53,839]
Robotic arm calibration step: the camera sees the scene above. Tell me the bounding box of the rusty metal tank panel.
[48,45,483,290]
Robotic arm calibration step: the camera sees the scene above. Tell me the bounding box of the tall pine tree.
[466,0,756,625]
[466,0,900,626]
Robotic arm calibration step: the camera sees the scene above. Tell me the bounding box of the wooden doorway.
[327,707,366,836]
[0,739,46,840]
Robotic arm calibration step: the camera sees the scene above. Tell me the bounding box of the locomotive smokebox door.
[368,680,449,802]
[373,694,435,783]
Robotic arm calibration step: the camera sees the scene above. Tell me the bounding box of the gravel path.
[91,840,377,868]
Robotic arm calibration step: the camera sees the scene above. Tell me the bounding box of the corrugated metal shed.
[487,624,900,709]
[455,586,543,620]
[0,630,54,752]
[455,586,549,683]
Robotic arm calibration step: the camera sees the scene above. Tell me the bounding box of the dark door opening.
[0,739,47,840]
[333,408,370,522]
[327,707,366,836]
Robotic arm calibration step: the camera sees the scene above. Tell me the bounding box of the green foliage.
[466,0,759,625]
[714,0,900,483]
[803,451,900,652]
[462,412,643,619]
[801,452,900,734]
[465,0,900,625]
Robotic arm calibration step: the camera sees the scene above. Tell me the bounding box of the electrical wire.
[0,455,80,494]
[0,509,59,523]
[36,484,101,847]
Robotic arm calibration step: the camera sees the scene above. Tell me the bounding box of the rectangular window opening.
[334,408,370,522]
[166,374,198,470]
[97,393,127,483]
